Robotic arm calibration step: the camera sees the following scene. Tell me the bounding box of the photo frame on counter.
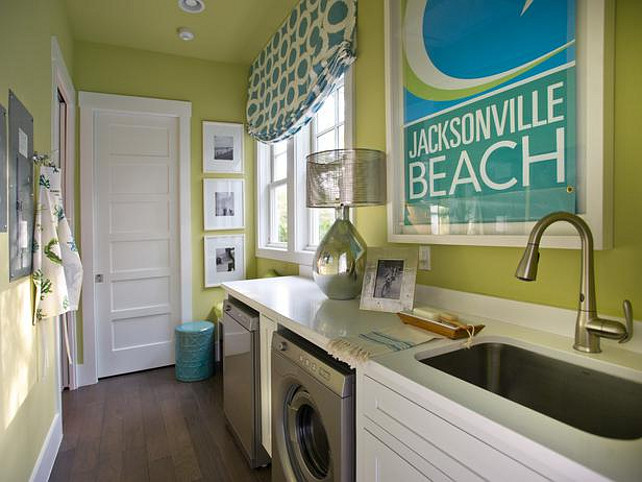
[385,0,613,249]
[203,121,244,173]
[204,234,245,287]
[203,178,244,230]
[360,247,418,313]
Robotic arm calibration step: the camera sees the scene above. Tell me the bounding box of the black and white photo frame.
[203,178,244,230]
[360,247,418,313]
[203,121,244,173]
[204,234,246,287]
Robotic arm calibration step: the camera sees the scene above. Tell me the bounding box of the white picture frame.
[384,0,613,249]
[204,234,245,287]
[203,121,244,173]
[203,178,244,230]
[360,247,418,313]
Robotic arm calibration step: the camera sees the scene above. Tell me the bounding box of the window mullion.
[287,137,297,253]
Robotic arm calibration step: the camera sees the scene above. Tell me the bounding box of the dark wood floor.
[50,366,271,482]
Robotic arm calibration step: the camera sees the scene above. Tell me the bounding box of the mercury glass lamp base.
[312,216,367,300]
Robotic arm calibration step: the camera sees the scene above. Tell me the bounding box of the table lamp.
[306,148,386,299]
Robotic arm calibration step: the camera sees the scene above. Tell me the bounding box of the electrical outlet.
[419,245,431,270]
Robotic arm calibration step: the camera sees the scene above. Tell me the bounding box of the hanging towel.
[32,166,83,323]
[327,325,437,368]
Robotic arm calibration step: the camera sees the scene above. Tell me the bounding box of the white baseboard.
[30,412,62,482]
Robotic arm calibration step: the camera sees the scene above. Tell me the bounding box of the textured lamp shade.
[306,149,387,208]
[306,149,386,300]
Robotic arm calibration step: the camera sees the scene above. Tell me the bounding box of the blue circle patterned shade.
[246,0,357,143]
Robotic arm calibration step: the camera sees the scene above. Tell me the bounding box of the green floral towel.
[32,166,83,323]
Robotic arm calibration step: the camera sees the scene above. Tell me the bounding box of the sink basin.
[418,342,642,440]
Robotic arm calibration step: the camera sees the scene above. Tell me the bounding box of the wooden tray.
[397,312,485,340]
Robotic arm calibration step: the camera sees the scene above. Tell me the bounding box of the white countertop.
[222,276,403,349]
[222,276,642,480]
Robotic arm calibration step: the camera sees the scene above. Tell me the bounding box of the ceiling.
[65,0,300,65]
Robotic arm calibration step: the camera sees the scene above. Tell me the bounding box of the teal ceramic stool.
[175,321,215,382]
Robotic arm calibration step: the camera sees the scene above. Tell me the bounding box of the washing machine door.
[285,386,333,481]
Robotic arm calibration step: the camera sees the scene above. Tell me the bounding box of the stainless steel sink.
[418,342,642,440]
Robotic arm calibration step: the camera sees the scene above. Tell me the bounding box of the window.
[257,73,353,265]
[268,140,289,246]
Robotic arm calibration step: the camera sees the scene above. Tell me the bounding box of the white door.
[95,111,180,378]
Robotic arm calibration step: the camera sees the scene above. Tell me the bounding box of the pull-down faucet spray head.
[515,243,540,281]
[514,211,633,353]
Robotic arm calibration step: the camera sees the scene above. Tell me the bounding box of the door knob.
[277,341,287,352]
[95,274,104,283]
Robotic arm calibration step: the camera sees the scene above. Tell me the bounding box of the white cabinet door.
[259,314,277,455]
[360,428,431,482]
[358,373,548,481]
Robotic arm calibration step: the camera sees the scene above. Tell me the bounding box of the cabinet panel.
[360,428,432,482]
[362,375,546,481]
[361,419,458,481]
[259,314,277,456]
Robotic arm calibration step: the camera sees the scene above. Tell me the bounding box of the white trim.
[344,66,355,149]
[78,92,192,386]
[51,36,79,392]
[256,246,314,266]
[29,412,62,482]
[384,0,614,249]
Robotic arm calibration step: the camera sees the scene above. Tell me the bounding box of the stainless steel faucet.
[515,211,633,353]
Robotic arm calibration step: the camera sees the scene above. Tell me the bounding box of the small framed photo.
[203,178,244,230]
[360,247,418,313]
[203,121,244,173]
[204,234,245,287]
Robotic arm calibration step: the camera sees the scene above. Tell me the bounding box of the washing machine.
[271,329,355,482]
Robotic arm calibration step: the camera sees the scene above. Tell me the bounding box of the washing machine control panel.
[273,332,353,397]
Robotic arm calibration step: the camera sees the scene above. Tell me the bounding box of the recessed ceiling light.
[178,0,205,14]
[177,27,195,41]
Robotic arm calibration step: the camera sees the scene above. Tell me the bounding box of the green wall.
[261,0,641,319]
[0,0,74,479]
[73,41,256,323]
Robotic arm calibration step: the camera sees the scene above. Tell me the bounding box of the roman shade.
[246,0,356,143]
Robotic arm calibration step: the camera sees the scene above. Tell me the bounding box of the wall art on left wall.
[0,103,7,233]
[8,91,34,280]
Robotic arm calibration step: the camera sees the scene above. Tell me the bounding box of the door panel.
[96,112,179,377]
[110,199,170,233]
[110,239,170,272]
[112,313,172,350]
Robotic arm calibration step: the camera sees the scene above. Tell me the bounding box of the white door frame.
[78,92,193,386]
[51,36,77,400]
[51,37,77,397]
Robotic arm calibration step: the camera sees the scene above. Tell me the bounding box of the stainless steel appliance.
[271,329,355,481]
[222,297,270,468]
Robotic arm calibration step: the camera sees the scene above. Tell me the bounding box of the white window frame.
[256,69,354,265]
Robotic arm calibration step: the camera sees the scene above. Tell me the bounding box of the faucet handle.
[619,300,633,344]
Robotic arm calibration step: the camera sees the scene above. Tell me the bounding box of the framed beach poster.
[385,0,613,248]
[203,121,244,173]
[203,178,245,230]
[204,234,245,287]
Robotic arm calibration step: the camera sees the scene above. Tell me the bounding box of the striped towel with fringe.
[327,325,437,368]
